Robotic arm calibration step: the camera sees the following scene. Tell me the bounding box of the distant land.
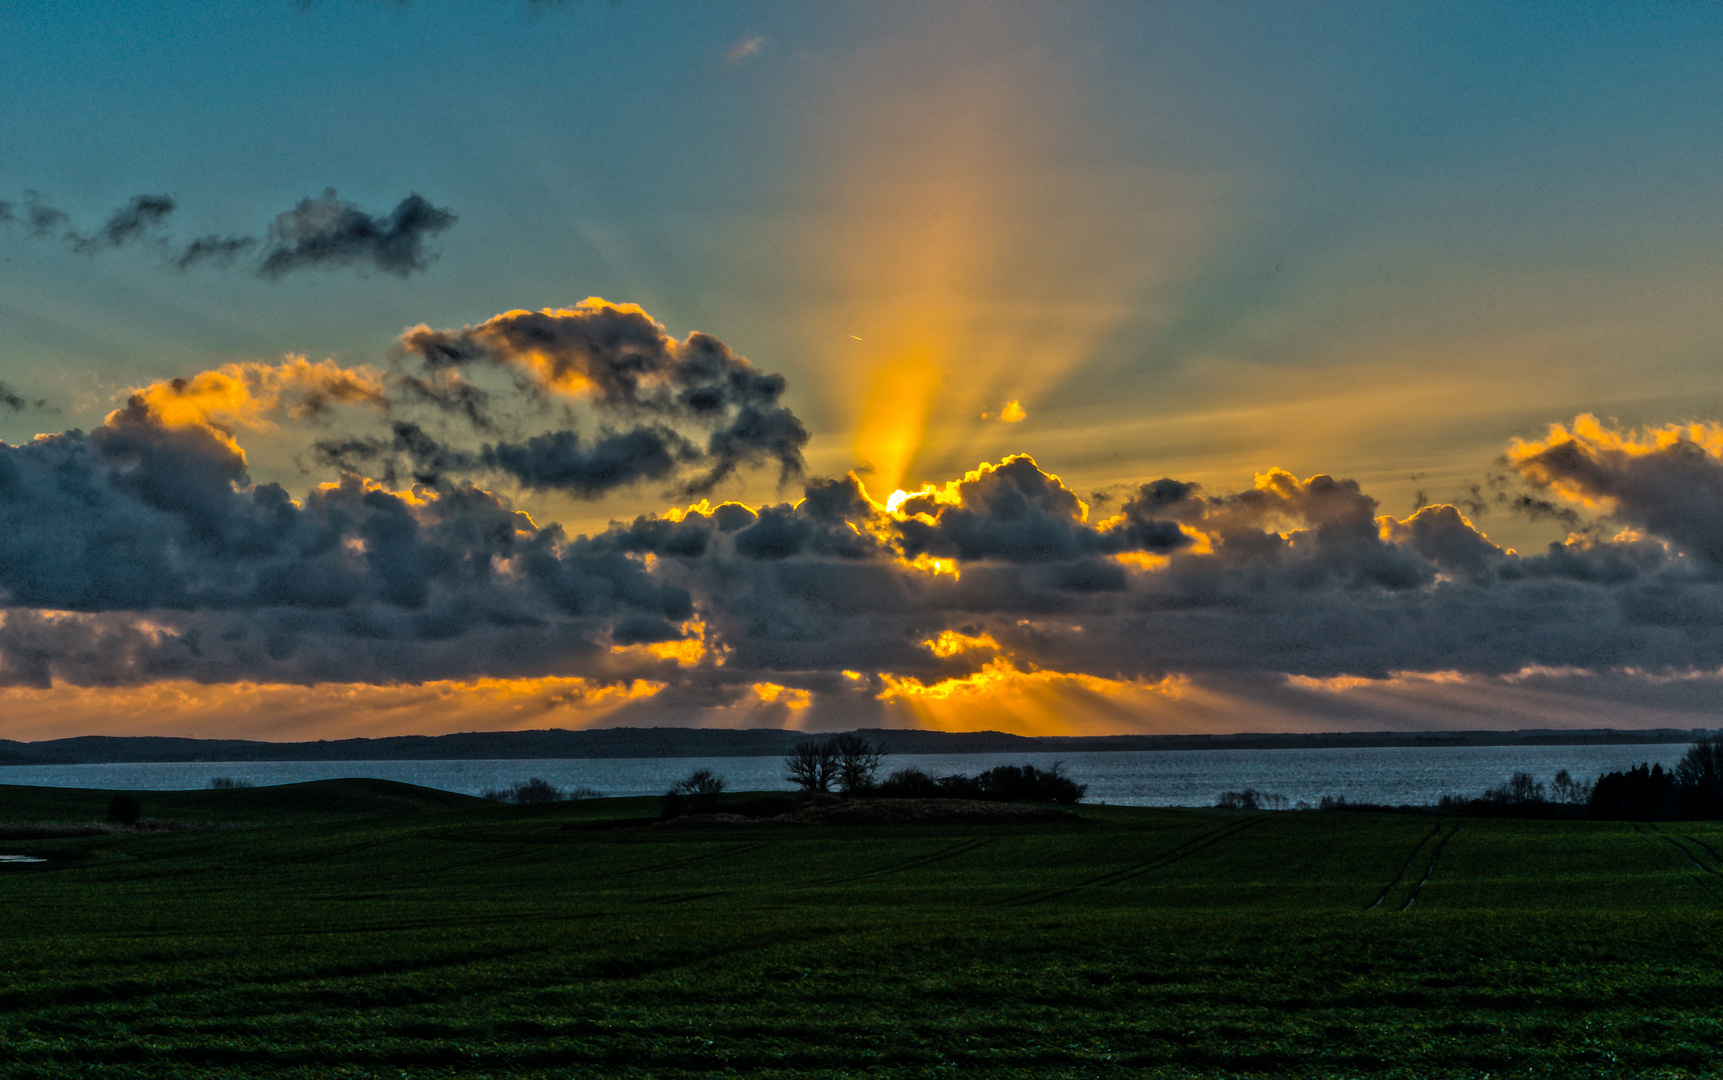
[0,727,1715,767]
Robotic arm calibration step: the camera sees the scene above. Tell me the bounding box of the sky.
[4,1,1723,740]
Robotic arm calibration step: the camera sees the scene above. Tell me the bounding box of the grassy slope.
[0,784,1719,1078]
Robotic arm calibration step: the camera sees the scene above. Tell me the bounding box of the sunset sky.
[5,2,1723,740]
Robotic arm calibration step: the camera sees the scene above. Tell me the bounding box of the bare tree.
[785,739,838,792]
[829,733,886,793]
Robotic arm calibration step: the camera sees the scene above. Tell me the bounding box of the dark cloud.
[68,194,176,254]
[9,382,1723,725]
[485,427,694,498]
[3,188,455,279]
[395,300,810,497]
[258,189,457,279]
[1513,423,1723,563]
[173,233,259,270]
[0,382,49,413]
[20,191,70,238]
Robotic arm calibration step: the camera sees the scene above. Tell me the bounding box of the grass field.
[1,780,1721,1078]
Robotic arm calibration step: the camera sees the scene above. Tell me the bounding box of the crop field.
[1,780,1721,1078]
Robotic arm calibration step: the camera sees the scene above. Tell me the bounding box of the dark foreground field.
[2,781,1721,1078]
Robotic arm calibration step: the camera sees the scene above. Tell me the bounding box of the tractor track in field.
[809,837,997,886]
[1679,831,1723,866]
[998,816,1265,906]
[1400,821,1458,911]
[1648,825,1723,883]
[1366,821,1443,910]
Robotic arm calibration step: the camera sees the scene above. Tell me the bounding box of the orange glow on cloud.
[0,676,664,742]
[876,657,1191,737]
[752,682,811,710]
[123,357,386,456]
[1510,413,1723,509]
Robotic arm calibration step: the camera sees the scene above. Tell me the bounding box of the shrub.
[106,794,143,826]
[482,779,599,804]
[208,777,253,789]
[663,769,727,818]
[1483,771,1545,806]
[975,763,1087,804]
[877,768,940,798]
[511,778,564,804]
[1216,788,1287,811]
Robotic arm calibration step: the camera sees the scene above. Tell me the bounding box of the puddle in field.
[0,855,46,864]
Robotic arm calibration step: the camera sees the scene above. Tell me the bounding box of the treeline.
[1313,736,1723,820]
[782,734,1086,804]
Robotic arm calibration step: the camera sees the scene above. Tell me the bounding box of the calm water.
[0,744,1688,807]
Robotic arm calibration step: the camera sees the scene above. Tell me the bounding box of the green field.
[2,781,1721,1078]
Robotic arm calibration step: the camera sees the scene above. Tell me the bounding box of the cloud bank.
[2,300,1721,734]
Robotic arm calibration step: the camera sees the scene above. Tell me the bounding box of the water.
[0,743,1688,807]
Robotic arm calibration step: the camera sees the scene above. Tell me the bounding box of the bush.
[1482,771,1545,806]
[208,777,253,789]
[877,763,1086,804]
[877,768,940,798]
[663,768,727,818]
[482,779,598,804]
[1216,788,1287,811]
[106,794,142,826]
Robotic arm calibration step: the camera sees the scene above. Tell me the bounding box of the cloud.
[0,382,49,413]
[396,298,810,496]
[257,188,457,279]
[1511,414,1723,564]
[173,233,259,270]
[724,35,767,66]
[8,336,1723,741]
[68,194,176,254]
[2,188,456,279]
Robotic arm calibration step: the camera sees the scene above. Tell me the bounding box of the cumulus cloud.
[6,329,1723,743]
[395,298,810,496]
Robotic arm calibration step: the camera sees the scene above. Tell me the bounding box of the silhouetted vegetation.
[105,794,142,826]
[208,777,253,789]
[1347,741,1723,820]
[875,762,1086,804]
[1216,788,1288,810]
[1587,763,1674,821]
[661,768,727,818]
[480,779,603,804]
[784,738,837,792]
[784,734,886,793]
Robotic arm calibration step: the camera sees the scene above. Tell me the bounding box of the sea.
[0,743,1690,807]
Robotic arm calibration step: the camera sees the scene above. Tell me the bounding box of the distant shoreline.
[1,726,1713,767]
